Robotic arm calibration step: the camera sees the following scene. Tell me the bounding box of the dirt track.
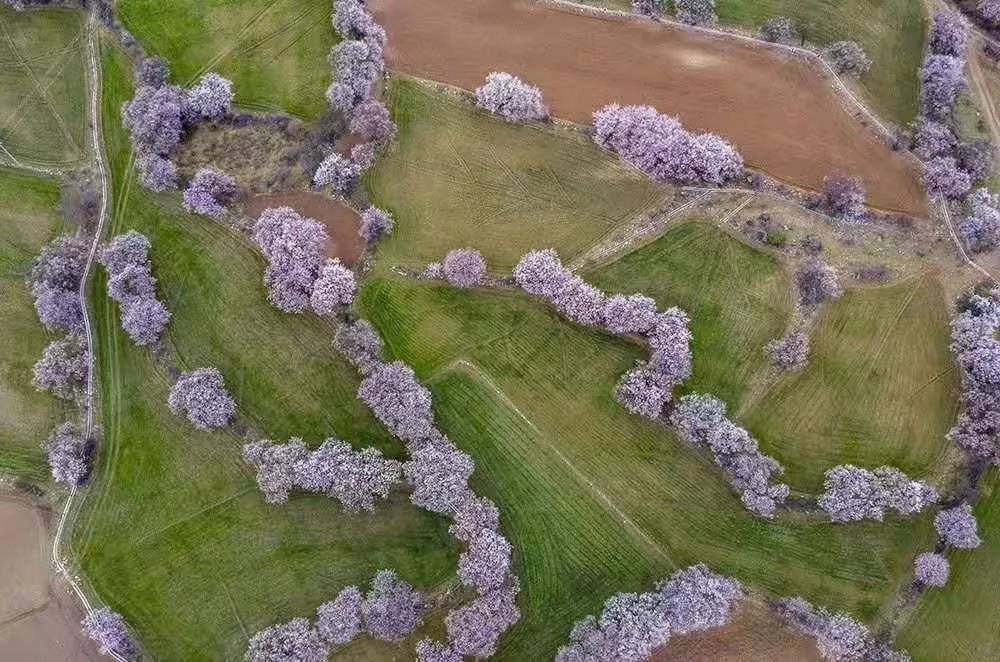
[243,192,365,265]
[370,0,928,218]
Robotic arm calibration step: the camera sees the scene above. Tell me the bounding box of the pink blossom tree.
[361,570,426,642]
[458,529,513,593]
[920,55,965,121]
[358,361,436,443]
[182,168,237,218]
[403,438,475,514]
[914,552,950,587]
[253,207,328,313]
[443,248,487,288]
[333,319,384,374]
[928,11,969,58]
[675,0,716,26]
[183,72,234,122]
[43,421,92,486]
[795,259,842,305]
[823,41,871,78]
[81,608,135,659]
[167,367,236,429]
[923,156,972,200]
[935,503,981,548]
[121,296,171,346]
[960,188,1000,253]
[475,72,549,122]
[310,259,356,315]
[245,618,327,662]
[316,586,362,646]
[765,332,809,370]
[33,334,88,400]
[824,175,867,221]
[349,98,397,148]
[359,206,395,243]
[445,581,521,658]
[615,367,671,419]
[631,0,662,18]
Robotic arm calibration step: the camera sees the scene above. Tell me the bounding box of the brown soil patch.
[653,603,822,662]
[370,0,928,218]
[243,192,366,265]
[0,497,102,661]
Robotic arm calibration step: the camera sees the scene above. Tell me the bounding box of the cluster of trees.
[335,321,522,657]
[82,607,136,659]
[511,249,693,420]
[592,104,743,185]
[670,394,790,518]
[764,331,810,371]
[242,436,401,512]
[98,231,171,346]
[121,58,233,191]
[824,175,868,222]
[817,464,938,523]
[556,564,742,661]
[27,234,87,333]
[947,290,1000,463]
[475,72,549,123]
[318,0,396,197]
[252,206,357,314]
[795,258,843,306]
[181,168,237,218]
[42,421,93,486]
[774,596,909,662]
[167,367,236,430]
[246,570,426,661]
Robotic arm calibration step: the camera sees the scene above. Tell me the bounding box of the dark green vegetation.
[117,0,336,118]
[897,471,1000,661]
[70,42,457,660]
[0,168,68,483]
[367,78,663,271]
[0,5,88,167]
[744,276,958,492]
[361,273,936,659]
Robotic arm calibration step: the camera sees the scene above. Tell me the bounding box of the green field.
[897,471,1000,661]
[118,0,336,118]
[583,0,925,126]
[0,168,69,483]
[743,276,958,491]
[70,42,458,660]
[367,79,663,272]
[361,275,935,659]
[0,5,88,168]
[588,221,792,410]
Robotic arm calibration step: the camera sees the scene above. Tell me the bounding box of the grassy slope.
[0,6,87,167]
[71,42,457,661]
[361,274,935,659]
[582,0,924,125]
[117,0,335,119]
[744,276,958,491]
[0,169,68,483]
[367,79,663,271]
[587,221,792,410]
[896,471,1000,661]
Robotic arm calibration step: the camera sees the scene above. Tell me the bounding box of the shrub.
[920,55,965,121]
[795,259,842,305]
[182,168,237,218]
[167,367,236,429]
[765,332,809,370]
[245,618,327,662]
[33,334,88,400]
[764,229,787,247]
[43,421,92,486]
[362,570,426,642]
[183,72,233,122]
[359,206,395,243]
[824,175,867,221]
[475,72,548,122]
[935,503,982,548]
[81,608,135,659]
[443,248,487,288]
[759,17,796,44]
[914,552,950,587]
[823,41,871,78]
[928,11,969,58]
[674,0,716,26]
[923,156,972,200]
[310,259,356,315]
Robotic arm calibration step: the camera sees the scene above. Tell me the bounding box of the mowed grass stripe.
[367,78,663,272]
[72,41,458,661]
[744,275,957,491]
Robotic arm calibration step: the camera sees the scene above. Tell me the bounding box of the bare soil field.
[0,497,101,661]
[652,603,822,661]
[243,191,365,265]
[370,0,928,218]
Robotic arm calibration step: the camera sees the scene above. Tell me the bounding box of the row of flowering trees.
[98,231,171,346]
[773,596,909,661]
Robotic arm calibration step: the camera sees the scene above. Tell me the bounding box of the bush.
[764,229,787,247]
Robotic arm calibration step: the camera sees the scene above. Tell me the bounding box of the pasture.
[361,275,935,659]
[0,168,69,484]
[117,0,336,118]
[0,5,88,168]
[897,471,1000,661]
[367,78,663,271]
[70,42,458,660]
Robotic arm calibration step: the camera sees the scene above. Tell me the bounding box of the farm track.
[370,0,928,217]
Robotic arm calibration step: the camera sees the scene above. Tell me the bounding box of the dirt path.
[0,497,102,661]
[370,0,928,218]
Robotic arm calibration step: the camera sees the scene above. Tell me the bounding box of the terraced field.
[117,0,336,118]
[361,275,936,659]
[367,79,663,271]
[0,5,88,168]
[69,42,458,660]
[0,168,69,483]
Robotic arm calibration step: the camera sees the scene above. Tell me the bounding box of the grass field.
[581,0,925,126]
[588,221,792,410]
[0,5,88,168]
[743,276,958,492]
[367,78,663,271]
[0,168,69,484]
[70,42,458,660]
[117,0,336,118]
[897,471,1000,661]
[361,275,935,659]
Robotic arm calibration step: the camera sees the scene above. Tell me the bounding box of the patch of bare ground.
[652,602,822,662]
[370,0,928,218]
[0,496,101,661]
[242,191,366,265]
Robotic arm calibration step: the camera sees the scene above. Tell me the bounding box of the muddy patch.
[652,603,821,661]
[243,192,366,265]
[370,0,927,218]
[0,497,102,661]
